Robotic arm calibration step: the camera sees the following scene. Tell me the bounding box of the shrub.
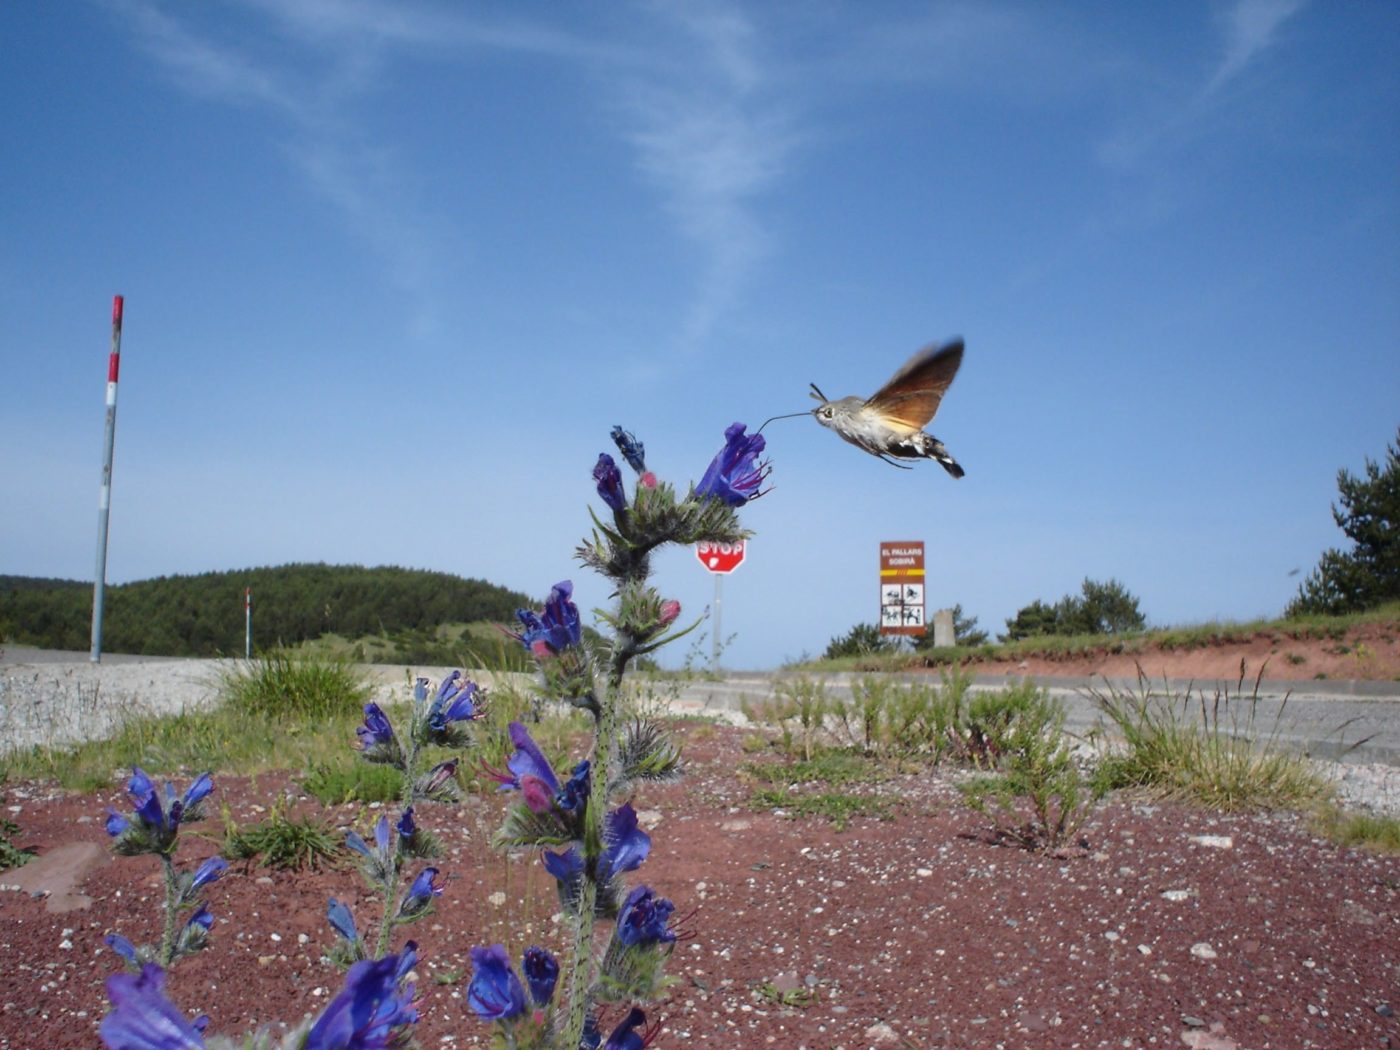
[823,622,896,659]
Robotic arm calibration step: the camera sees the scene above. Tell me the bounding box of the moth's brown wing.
[863,338,963,430]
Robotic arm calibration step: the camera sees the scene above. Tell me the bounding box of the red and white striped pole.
[90,295,124,662]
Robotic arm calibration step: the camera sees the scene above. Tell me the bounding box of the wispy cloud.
[611,3,797,351]
[1204,0,1307,98]
[1098,0,1308,168]
[114,0,475,333]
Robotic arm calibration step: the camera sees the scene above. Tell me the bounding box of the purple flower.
[127,767,155,802]
[304,952,418,1050]
[327,899,359,943]
[487,723,561,810]
[105,933,139,965]
[109,769,213,853]
[594,453,627,513]
[616,885,677,948]
[695,422,770,507]
[374,815,391,852]
[188,857,226,895]
[424,672,482,740]
[394,941,418,985]
[543,847,584,885]
[601,803,651,882]
[181,774,213,810]
[510,581,582,656]
[99,963,206,1049]
[396,807,416,841]
[610,426,647,474]
[467,943,526,1022]
[344,830,372,858]
[184,906,212,934]
[414,758,460,800]
[521,946,559,1008]
[356,703,401,763]
[603,1007,656,1050]
[554,760,591,813]
[397,867,441,919]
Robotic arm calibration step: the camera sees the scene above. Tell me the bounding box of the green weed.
[301,762,405,805]
[1316,808,1400,853]
[0,818,33,870]
[748,787,893,830]
[959,688,1101,851]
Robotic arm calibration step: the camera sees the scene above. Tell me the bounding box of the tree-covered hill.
[0,563,533,657]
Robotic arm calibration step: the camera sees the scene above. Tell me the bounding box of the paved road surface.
[4,648,1397,766]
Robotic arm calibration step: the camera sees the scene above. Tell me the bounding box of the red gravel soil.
[1,722,1397,1050]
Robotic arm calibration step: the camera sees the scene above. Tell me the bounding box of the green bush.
[823,623,896,660]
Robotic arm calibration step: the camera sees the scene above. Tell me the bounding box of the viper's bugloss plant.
[103,768,224,972]
[97,422,768,1049]
[470,422,767,1048]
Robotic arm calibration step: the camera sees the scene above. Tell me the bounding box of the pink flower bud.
[659,600,681,627]
[639,471,658,489]
[521,775,555,814]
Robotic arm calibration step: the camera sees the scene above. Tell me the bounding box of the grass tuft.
[1089,668,1331,811]
[221,801,343,872]
[219,650,371,722]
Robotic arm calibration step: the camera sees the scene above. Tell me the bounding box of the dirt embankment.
[943,621,1400,683]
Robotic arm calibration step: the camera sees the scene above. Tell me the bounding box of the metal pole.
[711,573,722,672]
[90,295,124,663]
[245,587,252,659]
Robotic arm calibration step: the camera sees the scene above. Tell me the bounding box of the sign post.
[245,588,253,659]
[91,295,124,663]
[879,540,925,637]
[696,540,746,671]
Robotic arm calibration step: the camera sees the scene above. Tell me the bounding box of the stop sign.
[696,539,746,574]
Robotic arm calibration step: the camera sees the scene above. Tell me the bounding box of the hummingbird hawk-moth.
[808,337,965,476]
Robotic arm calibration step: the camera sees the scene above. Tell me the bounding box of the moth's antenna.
[756,410,811,435]
[809,383,828,402]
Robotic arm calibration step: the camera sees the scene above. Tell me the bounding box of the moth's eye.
[820,407,833,419]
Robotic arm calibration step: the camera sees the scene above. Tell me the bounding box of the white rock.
[1188,835,1233,849]
[863,1022,900,1044]
[1191,942,1218,960]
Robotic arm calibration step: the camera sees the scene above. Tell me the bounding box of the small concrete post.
[932,608,955,648]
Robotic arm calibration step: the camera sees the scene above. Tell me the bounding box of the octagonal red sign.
[696,539,746,574]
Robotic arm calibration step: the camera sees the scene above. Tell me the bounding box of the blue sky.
[1,1,1396,668]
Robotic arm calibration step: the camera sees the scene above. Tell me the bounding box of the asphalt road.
[3,648,1397,766]
[669,671,1400,766]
